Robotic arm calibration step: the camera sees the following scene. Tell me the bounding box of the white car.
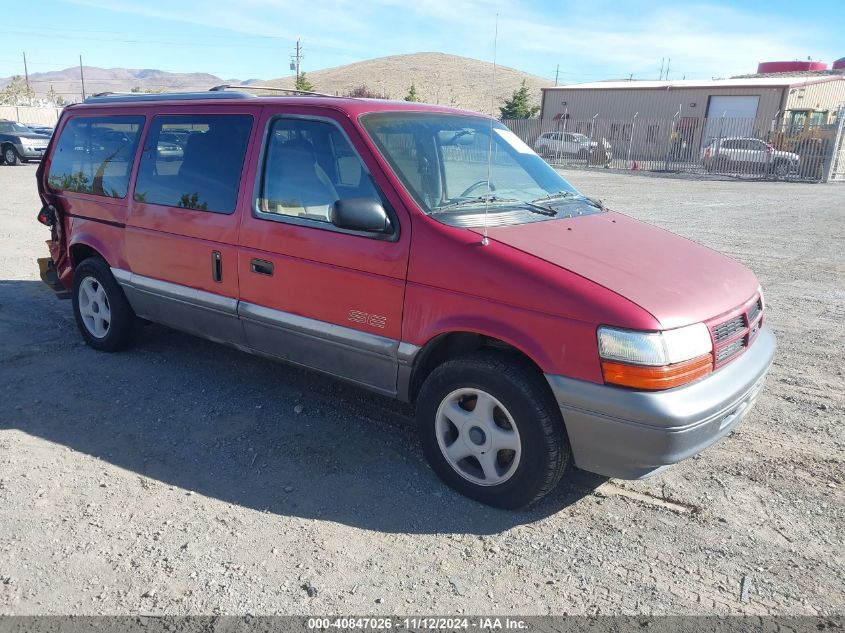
[534,132,601,158]
[701,137,799,177]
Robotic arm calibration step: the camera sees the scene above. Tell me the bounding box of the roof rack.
[83,91,254,104]
[209,84,336,98]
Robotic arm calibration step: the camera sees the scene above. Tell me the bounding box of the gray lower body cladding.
[112,268,418,398]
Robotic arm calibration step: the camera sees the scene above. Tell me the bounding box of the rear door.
[236,107,411,396]
[122,105,261,344]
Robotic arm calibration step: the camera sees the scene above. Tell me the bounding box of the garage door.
[702,95,760,144]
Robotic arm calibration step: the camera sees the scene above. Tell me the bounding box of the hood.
[18,133,50,142]
[476,211,758,330]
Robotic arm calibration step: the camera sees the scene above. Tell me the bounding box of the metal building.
[540,75,845,146]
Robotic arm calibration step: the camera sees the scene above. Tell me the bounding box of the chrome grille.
[712,315,744,343]
[710,296,764,367]
[747,299,762,324]
[716,337,745,363]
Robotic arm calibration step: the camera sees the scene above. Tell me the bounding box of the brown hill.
[258,52,551,114]
[0,67,245,102]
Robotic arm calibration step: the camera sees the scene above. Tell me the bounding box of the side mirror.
[331,198,391,233]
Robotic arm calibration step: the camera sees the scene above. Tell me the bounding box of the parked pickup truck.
[34,90,775,508]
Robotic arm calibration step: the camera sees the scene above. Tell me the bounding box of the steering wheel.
[459,180,496,198]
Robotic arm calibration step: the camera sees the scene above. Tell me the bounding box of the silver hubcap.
[435,388,521,486]
[78,276,111,339]
[5,148,15,163]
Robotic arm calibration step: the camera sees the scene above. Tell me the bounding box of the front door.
[236,109,411,396]
[123,106,260,344]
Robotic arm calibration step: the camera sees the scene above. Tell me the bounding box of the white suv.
[702,137,799,177]
[535,132,597,158]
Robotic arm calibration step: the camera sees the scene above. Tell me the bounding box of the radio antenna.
[481,13,499,247]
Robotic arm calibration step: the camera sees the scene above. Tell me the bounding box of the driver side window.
[257,118,382,223]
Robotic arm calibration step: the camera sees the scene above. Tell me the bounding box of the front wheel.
[72,257,141,351]
[772,160,790,179]
[417,352,570,509]
[3,145,22,166]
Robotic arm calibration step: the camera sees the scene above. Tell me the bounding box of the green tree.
[0,75,35,105]
[129,85,163,94]
[499,80,539,119]
[404,83,420,102]
[45,86,66,107]
[345,85,383,99]
[295,72,315,92]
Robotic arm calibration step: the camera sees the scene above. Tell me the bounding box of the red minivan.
[35,90,775,508]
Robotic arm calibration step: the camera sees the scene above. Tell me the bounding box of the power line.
[1,29,288,50]
[3,22,294,41]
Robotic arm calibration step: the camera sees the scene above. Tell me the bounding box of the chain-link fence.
[503,113,845,182]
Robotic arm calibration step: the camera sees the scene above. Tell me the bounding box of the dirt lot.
[0,164,842,616]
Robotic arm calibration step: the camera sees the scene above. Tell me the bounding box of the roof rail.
[83,91,255,104]
[210,84,336,98]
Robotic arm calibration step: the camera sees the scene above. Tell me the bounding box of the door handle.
[250,258,274,276]
[212,250,222,282]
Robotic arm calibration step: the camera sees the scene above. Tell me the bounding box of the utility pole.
[554,64,559,86]
[659,57,664,81]
[666,57,671,81]
[291,38,303,86]
[79,55,86,100]
[22,52,30,93]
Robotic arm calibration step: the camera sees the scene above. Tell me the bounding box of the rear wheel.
[3,145,22,166]
[417,351,570,509]
[72,257,141,351]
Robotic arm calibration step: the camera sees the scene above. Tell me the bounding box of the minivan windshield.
[360,112,593,224]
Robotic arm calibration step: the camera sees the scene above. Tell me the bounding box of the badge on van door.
[348,309,387,329]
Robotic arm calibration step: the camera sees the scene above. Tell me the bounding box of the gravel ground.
[0,164,843,616]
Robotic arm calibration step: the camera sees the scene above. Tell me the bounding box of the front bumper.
[17,143,48,159]
[545,325,776,479]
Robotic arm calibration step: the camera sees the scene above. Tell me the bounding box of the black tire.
[416,351,571,509]
[3,145,22,166]
[772,160,790,179]
[72,257,141,352]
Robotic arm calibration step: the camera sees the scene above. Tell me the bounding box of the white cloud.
[62,0,838,81]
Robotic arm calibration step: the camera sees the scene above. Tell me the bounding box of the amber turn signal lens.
[601,354,713,390]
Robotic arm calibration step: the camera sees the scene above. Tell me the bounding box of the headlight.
[597,323,713,390]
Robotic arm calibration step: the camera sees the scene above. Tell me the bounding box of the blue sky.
[4,0,844,84]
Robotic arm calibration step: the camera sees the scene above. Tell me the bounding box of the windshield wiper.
[585,196,606,211]
[433,195,520,212]
[519,200,557,216]
[531,190,578,204]
[434,195,557,217]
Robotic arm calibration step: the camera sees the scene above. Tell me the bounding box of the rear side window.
[47,116,144,198]
[134,114,253,213]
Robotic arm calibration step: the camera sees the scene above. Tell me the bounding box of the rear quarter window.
[47,116,145,198]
